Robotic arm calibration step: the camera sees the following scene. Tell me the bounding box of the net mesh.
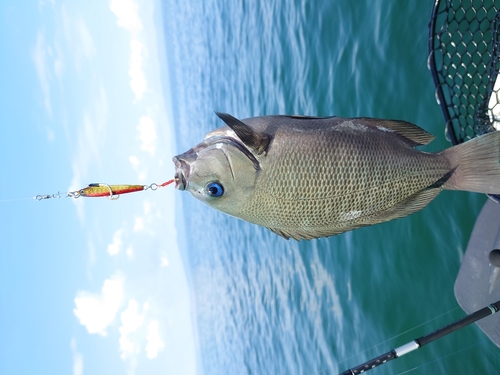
[428,0,500,145]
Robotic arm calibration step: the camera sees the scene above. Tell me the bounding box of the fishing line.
[338,300,500,374]
[361,305,462,351]
[314,305,462,375]
[0,197,36,203]
[0,179,177,204]
[0,180,177,204]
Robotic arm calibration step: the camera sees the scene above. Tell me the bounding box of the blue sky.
[0,1,197,374]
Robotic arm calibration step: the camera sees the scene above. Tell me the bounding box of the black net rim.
[428,0,500,202]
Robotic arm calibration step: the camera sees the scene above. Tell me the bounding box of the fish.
[172,112,500,240]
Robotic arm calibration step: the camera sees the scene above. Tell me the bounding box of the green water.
[163,0,499,373]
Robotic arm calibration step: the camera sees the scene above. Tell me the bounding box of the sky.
[0,1,197,374]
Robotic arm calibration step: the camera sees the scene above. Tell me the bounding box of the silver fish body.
[173,113,500,240]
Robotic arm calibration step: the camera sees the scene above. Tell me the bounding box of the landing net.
[428,0,500,145]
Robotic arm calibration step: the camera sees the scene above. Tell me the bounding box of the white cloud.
[70,161,85,223]
[117,300,166,362]
[160,257,169,267]
[133,217,144,232]
[129,38,147,100]
[38,0,55,10]
[137,116,156,155]
[146,320,164,359]
[119,299,145,360]
[69,84,109,223]
[129,155,140,167]
[71,338,84,375]
[109,0,143,32]
[81,85,109,160]
[60,6,96,72]
[108,229,123,256]
[53,42,64,80]
[82,112,100,161]
[143,201,151,215]
[46,127,55,141]
[33,30,52,117]
[87,239,97,264]
[74,276,124,336]
[77,18,97,60]
[109,0,147,100]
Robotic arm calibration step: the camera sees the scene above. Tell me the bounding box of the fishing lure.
[35,180,176,201]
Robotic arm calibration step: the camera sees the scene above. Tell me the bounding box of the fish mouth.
[172,157,188,191]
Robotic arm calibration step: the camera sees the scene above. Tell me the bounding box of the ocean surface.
[161,1,499,374]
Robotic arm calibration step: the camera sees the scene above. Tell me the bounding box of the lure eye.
[206,182,224,197]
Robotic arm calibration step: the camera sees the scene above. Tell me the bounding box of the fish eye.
[205,182,224,197]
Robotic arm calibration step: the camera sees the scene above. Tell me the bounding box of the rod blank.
[339,300,500,375]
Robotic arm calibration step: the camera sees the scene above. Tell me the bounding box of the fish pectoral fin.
[268,227,315,241]
[215,112,270,155]
[353,118,435,147]
[268,227,345,241]
[269,228,296,240]
[370,187,441,224]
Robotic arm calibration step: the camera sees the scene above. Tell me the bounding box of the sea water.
[161,1,499,374]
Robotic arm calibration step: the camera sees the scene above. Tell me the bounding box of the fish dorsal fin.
[215,112,270,155]
[287,115,335,120]
[275,115,434,146]
[353,118,435,146]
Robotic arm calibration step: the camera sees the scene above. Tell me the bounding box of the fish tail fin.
[442,131,500,194]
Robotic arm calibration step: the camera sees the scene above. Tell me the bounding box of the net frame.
[428,0,500,146]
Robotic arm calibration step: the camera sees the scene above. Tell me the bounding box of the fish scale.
[173,113,500,240]
[238,126,447,239]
